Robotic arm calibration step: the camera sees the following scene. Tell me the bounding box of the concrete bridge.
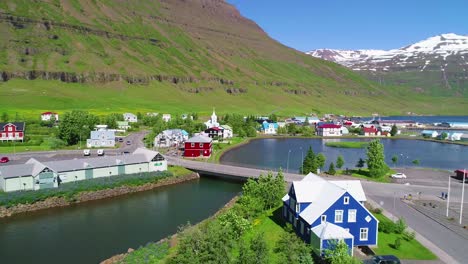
[165,156,303,182]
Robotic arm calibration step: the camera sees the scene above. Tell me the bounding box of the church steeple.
[211,107,217,123]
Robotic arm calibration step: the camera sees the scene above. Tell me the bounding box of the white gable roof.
[329,180,367,202]
[312,222,353,240]
[290,173,367,225]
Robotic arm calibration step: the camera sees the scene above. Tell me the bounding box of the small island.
[325,141,369,148]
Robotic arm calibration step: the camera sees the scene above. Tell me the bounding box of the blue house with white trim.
[282,173,378,256]
[261,121,279,134]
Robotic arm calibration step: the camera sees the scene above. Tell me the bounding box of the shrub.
[372,207,382,214]
[394,217,407,234]
[393,238,402,249]
[402,230,416,241]
[378,221,395,234]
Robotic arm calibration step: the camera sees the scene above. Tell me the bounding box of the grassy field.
[325,141,369,148]
[373,213,437,260]
[207,137,249,163]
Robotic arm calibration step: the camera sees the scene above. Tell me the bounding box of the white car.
[97,149,104,156]
[83,149,91,156]
[391,173,407,179]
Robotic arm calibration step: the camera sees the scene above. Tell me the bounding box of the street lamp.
[286,149,291,173]
[300,147,304,174]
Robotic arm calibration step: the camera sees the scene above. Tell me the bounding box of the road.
[0,131,148,165]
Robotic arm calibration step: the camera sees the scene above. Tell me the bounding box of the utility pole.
[460,169,466,225]
[446,174,451,217]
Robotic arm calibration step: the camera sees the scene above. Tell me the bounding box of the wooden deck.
[165,156,303,182]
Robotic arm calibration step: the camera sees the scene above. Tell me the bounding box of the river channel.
[0,177,242,264]
[220,138,468,172]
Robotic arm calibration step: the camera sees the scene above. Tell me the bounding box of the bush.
[402,230,416,241]
[394,217,407,234]
[372,207,382,214]
[378,221,395,234]
[393,238,402,249]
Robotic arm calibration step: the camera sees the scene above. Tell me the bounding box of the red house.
[454,169,468,180]
[184,135,212,158]
[0,122,25,142]
[363,127,380,136]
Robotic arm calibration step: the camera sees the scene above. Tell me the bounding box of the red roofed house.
[41,112,59,121]
[317,124,342,137]
[184,135,212,158]
[204,127,224,140]
[454,169,468,181]
[363,127,381,137]
[0,122,25,142]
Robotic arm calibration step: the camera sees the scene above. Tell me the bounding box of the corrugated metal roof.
[312,222,354,240]
[186,135,212,143]
[0,164,35,179]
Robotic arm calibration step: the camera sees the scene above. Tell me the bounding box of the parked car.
[97,149,104,156]
[0,156,9,163]
[391,173,407,179]
[118,138,124,142]
[364,255,401,264]
[122,151,130,155]
[83,149,91,156]
[126,140,131,145]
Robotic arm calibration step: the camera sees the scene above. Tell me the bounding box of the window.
[8,127,12,131]
[283,206,287,217]
[191,143,195,147]
[296,203,300,213]
[293,218,297,227]
[348,209,357,223]
[288,212,293,223]
[289,198,296,211]
[334,210,343,223]
[344,196,350,205]
[321,215,327,223]
[199,143,204,148]
[360,228,368,241]
[300,221,304,235]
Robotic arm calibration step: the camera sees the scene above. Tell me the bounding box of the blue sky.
[227,0,468,52]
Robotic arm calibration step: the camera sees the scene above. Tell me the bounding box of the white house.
[154,129,189,148]
[123,113,138,123]
[162,114,171,122]
[221,125,233,139]
[262,121,278,134]
[317,124,342,137]
[87,130,116,148]
[282,173,378,256]
[448,132,463,141]
[421,130,438,138]
[205,109,220,129]
[117,121,131,131]
[0,148,167,192]
[41,112,59,121]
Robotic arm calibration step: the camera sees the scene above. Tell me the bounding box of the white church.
[204,109,220,129]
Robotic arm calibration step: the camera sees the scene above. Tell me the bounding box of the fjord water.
[0,177,242,264]
[220,138,468,172]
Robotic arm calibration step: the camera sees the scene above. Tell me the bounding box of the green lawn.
[208,137,249,163]
[325,141,369,148]
[233,207,288,262]
[338,169,393,183]
[167,165,194,177]
[373,213,437,260]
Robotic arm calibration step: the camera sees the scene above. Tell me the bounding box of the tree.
[242,171,285,210]
[287,123,298,135]
[301,146,317,174]
[336,155,344,169]
[250,233,269,264]
[356,158,365,171]
[324,240,361,264]
[58,110,99,145]
[391,155,398,167]
[412,159,420,165]
[390,124,398,136]
[275,232,313,264]
[328,162,336,175]
[366,139,389,178]
[316,153,326,171]
[440,132,448,140]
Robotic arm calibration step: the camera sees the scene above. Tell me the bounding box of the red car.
[0,157,9,163]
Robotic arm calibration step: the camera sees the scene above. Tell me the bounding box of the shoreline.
[0,172,200,219]
[100,195,240,264]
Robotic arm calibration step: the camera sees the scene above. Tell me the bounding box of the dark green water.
[0,177,242,264]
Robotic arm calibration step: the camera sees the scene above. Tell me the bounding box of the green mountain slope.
[0,0,465,117]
